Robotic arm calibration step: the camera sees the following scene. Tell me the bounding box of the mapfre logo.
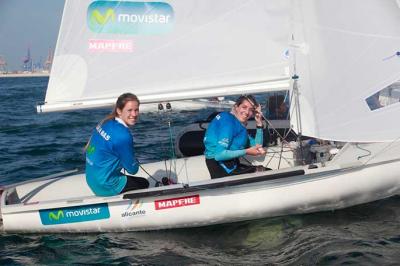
[155,195,200,210]
[88,39,133,53]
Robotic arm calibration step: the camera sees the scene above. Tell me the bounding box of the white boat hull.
[2,143,400,232]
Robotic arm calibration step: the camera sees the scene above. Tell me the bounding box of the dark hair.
[235,94,259,107]
[102,93,140,123]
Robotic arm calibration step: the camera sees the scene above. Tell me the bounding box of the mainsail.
[39,0,291,113]
[290,0,400,142]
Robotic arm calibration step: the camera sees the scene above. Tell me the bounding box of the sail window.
[366,81,400,111]
[266,91,290,120]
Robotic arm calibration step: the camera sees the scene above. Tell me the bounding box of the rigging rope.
[359,135,400,166]
[156,102,176,182]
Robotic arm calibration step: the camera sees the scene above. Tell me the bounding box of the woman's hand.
[246,144,266,156]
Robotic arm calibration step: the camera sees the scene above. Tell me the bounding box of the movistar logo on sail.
[39,203,110,225]
[87,1,174,34]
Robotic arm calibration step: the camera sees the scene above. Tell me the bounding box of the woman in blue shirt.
[204,95,267,179]
[85,93,149,196]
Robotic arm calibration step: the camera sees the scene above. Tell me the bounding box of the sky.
[0,0,65,71]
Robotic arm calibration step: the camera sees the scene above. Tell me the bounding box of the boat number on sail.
[87,1,174,35]
[155,195,200,210]
[39,203,110,225]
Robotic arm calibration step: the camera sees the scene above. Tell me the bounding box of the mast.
[289,33,306,164]
[288,30,303,139]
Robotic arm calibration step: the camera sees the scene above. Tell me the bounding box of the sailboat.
[1,0,400,233]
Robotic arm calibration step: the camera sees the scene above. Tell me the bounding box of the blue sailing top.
[204,111,263,161]
[85,118,139,196]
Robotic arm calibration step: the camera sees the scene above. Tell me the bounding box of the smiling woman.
[203,94,268,179]
[85,93,149,196]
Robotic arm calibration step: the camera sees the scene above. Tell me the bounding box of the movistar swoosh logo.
[87,145,95,155]
[40,203,110,225]
[91,8,115,25]
[48,210,64,221]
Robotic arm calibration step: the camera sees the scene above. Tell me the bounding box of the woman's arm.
[249,128,263,146]
[215,149,246,161]
[115,133,139,175]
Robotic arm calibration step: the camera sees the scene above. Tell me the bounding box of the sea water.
[0,77,400,265]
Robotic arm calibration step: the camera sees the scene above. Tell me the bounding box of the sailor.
[85,93,149,196]
[204,94,267,179]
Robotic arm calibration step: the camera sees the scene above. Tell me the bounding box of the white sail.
[39,0,290,113]
[290,0,400,142]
